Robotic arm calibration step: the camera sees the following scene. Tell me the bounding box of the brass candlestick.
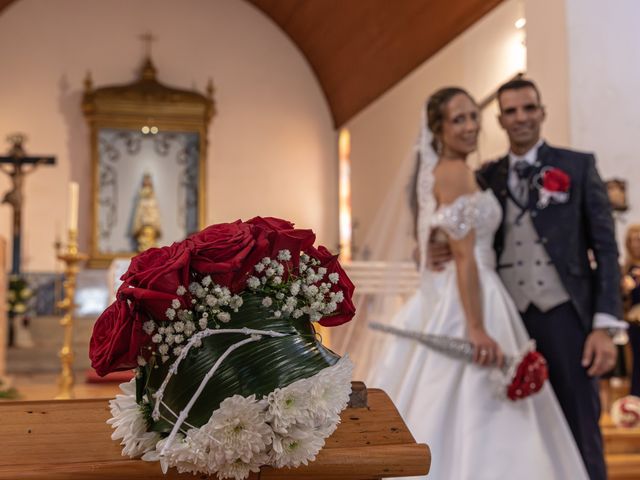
[54,229,87,400]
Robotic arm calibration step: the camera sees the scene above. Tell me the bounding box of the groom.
[433,78,623,480]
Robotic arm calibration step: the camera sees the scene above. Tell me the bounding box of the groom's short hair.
[497,78,542,105]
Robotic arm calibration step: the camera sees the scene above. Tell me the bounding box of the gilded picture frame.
[83,58,215,268]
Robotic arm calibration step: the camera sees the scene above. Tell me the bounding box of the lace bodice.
[431,190,502,267]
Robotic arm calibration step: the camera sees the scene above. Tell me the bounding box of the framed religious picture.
[605,178,629,213]
[83,57,215,267]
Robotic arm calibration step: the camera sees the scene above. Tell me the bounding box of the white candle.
[68,182,79,232]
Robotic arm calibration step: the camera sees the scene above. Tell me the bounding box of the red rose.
[507,351,549,401]
[117,285,178,320]
[306,245,356,327]
[543,168,570,192]
[122,241,191,295]
[247,217,316,271]
[186,220,270,292]
[89,299,149,376]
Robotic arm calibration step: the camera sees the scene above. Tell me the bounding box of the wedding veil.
[333,107,440,380]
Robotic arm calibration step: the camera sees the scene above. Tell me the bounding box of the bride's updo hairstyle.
[426,86,475,153]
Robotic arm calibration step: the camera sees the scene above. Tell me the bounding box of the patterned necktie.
[512,159,534,207]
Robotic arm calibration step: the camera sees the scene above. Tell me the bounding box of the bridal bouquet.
[89,217,356,479]
[369,323,548,402]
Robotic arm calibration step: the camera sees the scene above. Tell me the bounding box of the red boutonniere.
[535,167,570,208]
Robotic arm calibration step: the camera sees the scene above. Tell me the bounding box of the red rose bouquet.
[90,217,355,479]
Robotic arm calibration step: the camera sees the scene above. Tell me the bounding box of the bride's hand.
[468,326,504,367]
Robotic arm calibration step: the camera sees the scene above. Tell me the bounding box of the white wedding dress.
[369,189,588,480]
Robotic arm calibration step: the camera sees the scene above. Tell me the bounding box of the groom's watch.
[604,327,627,344]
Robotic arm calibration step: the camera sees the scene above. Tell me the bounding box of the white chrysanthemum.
[271,426,325,468]
[142,433,207,475]
[216,457,264,480]
[266,379,313,433]
[143,321,156,335]
[203,395,273,464]
[309,357,354,421]
[107,379,160,458]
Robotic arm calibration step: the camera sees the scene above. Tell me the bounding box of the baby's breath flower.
[262,297,273,308]
[165,308,176,320]
[176,285,187,295]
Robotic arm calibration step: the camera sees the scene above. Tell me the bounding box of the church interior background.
[0,0,639,477]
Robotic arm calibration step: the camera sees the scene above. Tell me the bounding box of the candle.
[68,182,79,232]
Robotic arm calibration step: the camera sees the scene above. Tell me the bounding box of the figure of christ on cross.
[0,133,55,347]
[0,133,55,275]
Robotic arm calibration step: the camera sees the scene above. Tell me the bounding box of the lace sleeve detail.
[432,192,484,240]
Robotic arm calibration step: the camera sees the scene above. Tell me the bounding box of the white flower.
[277,249,291,261]
[272,276,282,285]
[292,309,303,319]
[206,294,218,307]
[230,296,243,310]
[165,308,176,320]
[199,318,208,329]
[309,357,354,421]
[276,264,285,276]
[216,457,264,480]
[275,292,285,300]
[165,333,175,345]
[203,395,273,464]
[174,334,185,344]
[247,276,260,289]
[173,321,185,333]
[158,327,166,335]
[137,355,147,367]
[184,321,196,336]
[158,344,169,355]
[262,297,273,308]
[173,346,183,356]
[202,275,212,287]
[261,257,271,265]
[143,321,156,335]
[273,310,281,318]
[151,333,162,344]
[107,379,160,458]
[176,285,187,296]
[328,273,339,284]
[266,380,313,432]
[217,312,231,323]
[254,263,265,273]
[317,267,327,276]
[271,427,325,468]
[171,299,181,309]
[290,281,301,296]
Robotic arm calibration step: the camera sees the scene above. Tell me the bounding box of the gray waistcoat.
[498,198,570,312]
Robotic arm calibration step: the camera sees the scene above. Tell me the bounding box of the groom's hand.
[426,229,452,271]
[582,330,617,377]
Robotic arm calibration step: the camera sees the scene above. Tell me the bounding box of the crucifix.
[0,133,55,275]
[139,31,157,59]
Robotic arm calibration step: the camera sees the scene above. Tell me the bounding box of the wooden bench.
[0,385,430,479]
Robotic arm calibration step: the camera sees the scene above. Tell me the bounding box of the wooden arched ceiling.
[0,0,504,126]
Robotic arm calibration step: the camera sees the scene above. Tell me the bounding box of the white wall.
[0,0,337,272]
[346,0,526,256]
[565,0,640,247]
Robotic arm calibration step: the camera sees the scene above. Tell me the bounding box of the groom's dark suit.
[477,142,621,480]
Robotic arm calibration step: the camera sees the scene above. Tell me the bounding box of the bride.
[368,87,588,479]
